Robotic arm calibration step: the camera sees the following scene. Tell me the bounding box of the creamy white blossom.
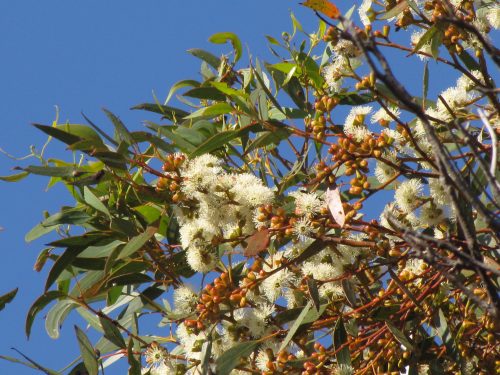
[358,0,372,27]
[186,246,218,273]
[411,30,431,60]
[344,106,372,141]
[289,190,323,216]
[173,285,198,315]
[371,106,401,124]
[394,179,423,213]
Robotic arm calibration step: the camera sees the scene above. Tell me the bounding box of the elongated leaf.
[48,232,107,248]
[33,124,82,145]
[245,128,291,154]
[45,298,78,339]
[379,0,408,19]
[118,226,157,260]
[83,186,110,217]
[385,321,414,350]
[306,278,321,312]
[433,309,460,362]
[26,222,58,242]
[184,102,233,119]
[412,26,437,55]
[16,165,82,177]
[42,210,91,226]
[209,32,242,62]
[216,340,259,375]
[0,171,29,182]
[0,355,41,371]
[279,301,312,352]
[0,288,18,312]
[26,291,66,338]
[75,325,99,375]
[458,50,480,70]
[99,315,126,349]
[423,61,429,105]
[188,48,221,69]
[103,108,134,146]
[131,103,189,120]
[45,247,89,291]
[8,348,60,375]
[183,87,226,101]
[333,318,351,366]
[200,339,213,375]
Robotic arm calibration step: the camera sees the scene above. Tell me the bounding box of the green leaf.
[93,150,128,170]
[48,232,107,248]
[83,186,111,217]
[412,26,437,55]
[0,355,41,372]
[188,48,221,69]
[306,278,321,312]
[105,272,152,287]
[99,315,127,349]
[118,226,157,260]
[279,301,312,352]
[379,0,408,19]
[208,32,242,62]
[211,81,249,99]
[103,108,134,146]
[183,86,226,101]
[433,309,460,362]
[431,27,443,59]
[7,349,60,375]
[215,340,259,375]
[41,210,91,226]
[33,124,82,145]
[458,50,480,70]
[0,288,18,312]
[26,291,66,338]
[385,321,414,350]
[45,298,78,339]
[26,222,58,242]
[333,318,351,366]
[341,279,357,307]
[252,64,285,116]
[75,325,99,375]
[423,61,429,105]
[16,165,82,177]
[0,171,29,182]
[184,102,234,119]
[127,337,142,375]
[131,102,189,120]
[147,123,196,153]
[245,128,291,154]
[45,247,89,291]
[200,339,213,375]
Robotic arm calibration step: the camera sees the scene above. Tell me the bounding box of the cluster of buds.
[314,161,336,185]
[308,115,327,140]
[442,24,467,54]
[322,26,339,43]
[255,205,288,231]
[314,95,339,114]
[301,343,328,375]
[261,349,297,374]
[196,272,245,324]
[155,153,185,199]
[355,73,376,91]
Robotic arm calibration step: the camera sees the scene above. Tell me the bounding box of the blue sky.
[0,1,460,374]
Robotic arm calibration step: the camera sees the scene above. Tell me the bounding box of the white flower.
[179,218,219,250]
[419,203,445,226]
[233,304,274,338]
[456,70,485,91]
[411,30,431,60]
[142,362,176,375]
[485,4,500,29]
[144,342,169,368]
[358,0,372,27]
[375,160,396,184]
[231,173,274,208]
[255,342,280,371]
[394,179,423,213]
[438,86,475,112]
[173,285,198,315]
[293,217,315,240]
[261,253,297,301]
[344,106,372,141]
[186,247,218,273]
[302,261,343,298]
[289,190,323,216]
[404,258,426,276]
[180,154,222,197]
[334,364,354,375]
[371,106,401,124]
[332,40,360,57]
[322,63,343,92]
[429,177,450,205]
[382,128,405,148]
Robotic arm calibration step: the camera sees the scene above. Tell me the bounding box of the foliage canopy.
[1,1,499,374]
